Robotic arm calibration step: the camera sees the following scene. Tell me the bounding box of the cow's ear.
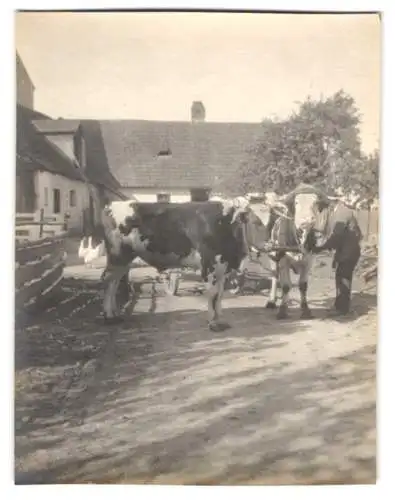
[248,210,264,226]
[284,199,295,215]
[279,193,295,214]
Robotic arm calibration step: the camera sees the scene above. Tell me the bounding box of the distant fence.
[15,234,67,311]
[15,209,69,242]
[355,208,379,241]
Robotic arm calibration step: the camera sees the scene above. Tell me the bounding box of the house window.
[157,193,171,203]
[44,187,49,207]
[53,188,61,214]
[157,148,172,157]
[69,189,77,207]
[190,188,210,202]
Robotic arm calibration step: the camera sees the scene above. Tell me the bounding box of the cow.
[92,199,260,331]
[258,183,362,317]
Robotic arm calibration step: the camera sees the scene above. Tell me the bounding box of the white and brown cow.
[90,198,259,331]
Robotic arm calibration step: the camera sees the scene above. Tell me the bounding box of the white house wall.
[36,170,91,230]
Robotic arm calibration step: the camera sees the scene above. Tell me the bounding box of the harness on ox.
[229,203,303,296]
[235,186,322,320]
[245,182,363,318]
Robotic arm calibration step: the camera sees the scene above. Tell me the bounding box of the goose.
[84,239,105,268]
[78,236,90,261]
[78,236,104,268]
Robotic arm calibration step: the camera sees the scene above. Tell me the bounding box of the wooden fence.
[15,209,69,242]
[355,208,379,241]
[15,210,69,312]
[15,234,67,311]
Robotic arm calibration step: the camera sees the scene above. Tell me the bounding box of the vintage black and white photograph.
[14,11,380,485]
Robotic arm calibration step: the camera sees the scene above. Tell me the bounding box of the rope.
[270,206,294,221]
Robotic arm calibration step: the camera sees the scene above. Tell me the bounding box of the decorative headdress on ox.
[222,192,289,225]
[280,183,331,207]
[224,196,251,223]
[221,186,334,226]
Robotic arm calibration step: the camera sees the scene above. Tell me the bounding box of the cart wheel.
[163,271,180,296]
[227,272,243,295]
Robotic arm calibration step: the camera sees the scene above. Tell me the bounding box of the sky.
[15,12,381,153]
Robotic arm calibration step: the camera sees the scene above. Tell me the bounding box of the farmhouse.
[16,53,126,239]
[16,104,87,238]
[33,101,264,203]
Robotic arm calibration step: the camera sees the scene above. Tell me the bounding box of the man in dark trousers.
[312,200,362,315]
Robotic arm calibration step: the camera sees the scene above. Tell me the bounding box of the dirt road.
[14,256,376,485]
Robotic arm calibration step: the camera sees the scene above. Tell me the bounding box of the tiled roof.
[33,119,81,134]
[97,120,263,190]
[32,118,124,196]
[30,117,264,192]
[19,106,52,121]
[16,105,84,181]
[79,120,125,194]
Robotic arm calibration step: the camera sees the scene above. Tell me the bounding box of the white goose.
[78,236,90,260]
[78,236,105,268]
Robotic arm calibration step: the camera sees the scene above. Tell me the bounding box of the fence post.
[39,208,44,238]
[367,204,371,241]
[63,211,70,231]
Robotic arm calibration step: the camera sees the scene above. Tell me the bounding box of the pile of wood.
[358,241,378,283]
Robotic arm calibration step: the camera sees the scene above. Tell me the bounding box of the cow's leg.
[117,272,131,306]
[266,275,278,309]
[299,253,314,319]
[214,266,228,321]
[206,256,229,331]
[103,265,129,322]
[276,255,292,320]
[103,279,117,320]
[266,258,279,309]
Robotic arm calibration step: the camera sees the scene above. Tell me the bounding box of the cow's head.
[220,196,251,224]
[282,186,325,227]
[220,194,281,251]
[279,184,332,250]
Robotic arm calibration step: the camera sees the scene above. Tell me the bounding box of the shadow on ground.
[15,277,377,485]
[304,291,377,323]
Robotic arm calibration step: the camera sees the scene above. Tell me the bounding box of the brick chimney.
[191,101,206,122]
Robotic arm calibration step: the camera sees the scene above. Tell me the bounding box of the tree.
[231,90,365,195]
[339,149,379,203]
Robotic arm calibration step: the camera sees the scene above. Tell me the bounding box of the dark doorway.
[89,195,95,225]
[190,188,210,202]
[53,188,61,214]
[157,193,171,203]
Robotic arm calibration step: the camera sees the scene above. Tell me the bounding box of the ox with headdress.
[237,183,362,318]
